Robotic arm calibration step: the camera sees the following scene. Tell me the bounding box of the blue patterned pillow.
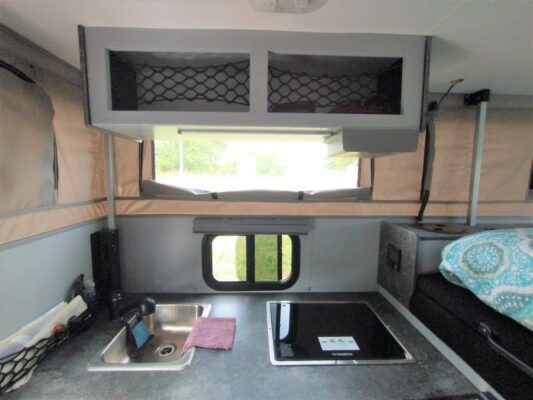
[439,228,533,331]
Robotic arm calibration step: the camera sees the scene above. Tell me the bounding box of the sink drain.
[156,344,177,357]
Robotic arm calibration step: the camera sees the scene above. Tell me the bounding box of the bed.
[409,228,533,400]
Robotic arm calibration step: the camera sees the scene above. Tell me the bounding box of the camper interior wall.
[118,216,383,293]
[1,22,532,345]
[0,25,107,341]
[0,220,104,341]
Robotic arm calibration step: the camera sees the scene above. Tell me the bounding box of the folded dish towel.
[181,317,236,356]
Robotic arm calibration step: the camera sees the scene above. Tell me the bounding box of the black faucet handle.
[140,297,156,316]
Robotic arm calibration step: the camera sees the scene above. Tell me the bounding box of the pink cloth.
[181,317,236,356]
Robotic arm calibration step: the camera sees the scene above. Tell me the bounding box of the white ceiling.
[1,0,532,94]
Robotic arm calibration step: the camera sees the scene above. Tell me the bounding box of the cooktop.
[266,301,414,366]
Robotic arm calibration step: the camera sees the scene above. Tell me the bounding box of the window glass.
[203,234,300,291]
[154,135,358,192]
[211,236,246,282]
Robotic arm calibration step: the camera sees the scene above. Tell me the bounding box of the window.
[202,234,300,291]
[154,134,358,192]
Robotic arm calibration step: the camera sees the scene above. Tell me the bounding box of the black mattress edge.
[410,289,533,400]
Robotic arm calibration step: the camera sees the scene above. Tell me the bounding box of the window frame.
[202,233,300,291]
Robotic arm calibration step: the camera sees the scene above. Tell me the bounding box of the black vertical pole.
[247,235,255,283]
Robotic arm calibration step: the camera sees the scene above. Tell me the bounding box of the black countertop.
[3,292,476,400]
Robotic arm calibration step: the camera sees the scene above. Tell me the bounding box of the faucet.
[117,297,156,359]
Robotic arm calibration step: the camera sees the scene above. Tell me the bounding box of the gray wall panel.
[118,217,384,293]
[0,220,104,340]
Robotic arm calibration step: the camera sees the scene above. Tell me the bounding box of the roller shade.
[193,217,310,234]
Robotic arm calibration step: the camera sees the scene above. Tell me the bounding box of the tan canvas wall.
[479,109,532,201]
[0,69,56,215]
[114,138,153,197]
[116,198,533,218]
[0,202,107,246]
[35,69,106,204]
[114,104,531,218]
[358,158,372,188]
[372,133,426,201]
[142,140,154,181]
[371,107,532,204]
[430,108,477,201]
[0,28,107,245]
[114,136,141,197]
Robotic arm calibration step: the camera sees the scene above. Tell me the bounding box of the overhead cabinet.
[79,27,430,149]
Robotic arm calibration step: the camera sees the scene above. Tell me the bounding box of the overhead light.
[249,0,328,14]
[176,127,335,135]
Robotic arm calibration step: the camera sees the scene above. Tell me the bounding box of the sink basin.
[88,303,211,371]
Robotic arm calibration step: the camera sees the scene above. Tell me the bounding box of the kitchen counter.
[3,292,476,400]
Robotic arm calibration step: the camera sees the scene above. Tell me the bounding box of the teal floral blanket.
[439,228,533,331]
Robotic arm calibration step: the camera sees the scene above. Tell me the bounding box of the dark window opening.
[202,234,300,291]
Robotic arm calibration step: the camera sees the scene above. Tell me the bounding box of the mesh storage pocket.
[0,330,68,394]
[267,52,403,114]
[109,51,251,112]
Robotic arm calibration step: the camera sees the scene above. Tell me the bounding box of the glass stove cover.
[267,301,414,365]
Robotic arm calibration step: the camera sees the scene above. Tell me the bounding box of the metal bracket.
[464,89,490,106]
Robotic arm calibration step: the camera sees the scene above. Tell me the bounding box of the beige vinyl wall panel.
[35,70,106,204]
[0,69,56,214]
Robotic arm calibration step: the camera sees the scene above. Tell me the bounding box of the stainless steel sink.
[88,303,211,371]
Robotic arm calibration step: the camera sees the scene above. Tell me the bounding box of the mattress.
[411,273,533,400]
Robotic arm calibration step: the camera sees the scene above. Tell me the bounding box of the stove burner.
[266,301,414,366]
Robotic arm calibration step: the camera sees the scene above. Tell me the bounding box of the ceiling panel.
[0,0,531,94]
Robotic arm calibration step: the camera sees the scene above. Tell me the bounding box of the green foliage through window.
[155,136,359,191]
[206,234,298,290]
